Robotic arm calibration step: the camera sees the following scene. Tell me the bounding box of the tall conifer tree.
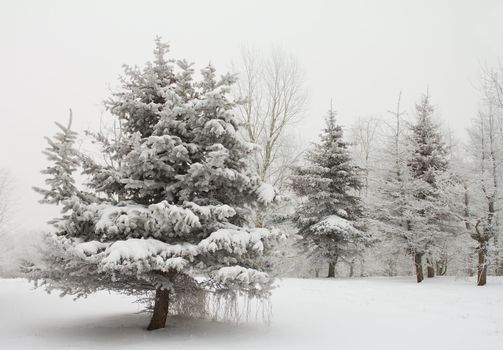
[291,108,370,277]
[31,39,278,330]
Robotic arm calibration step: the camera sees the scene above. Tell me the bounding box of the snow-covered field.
[1,277,502,350]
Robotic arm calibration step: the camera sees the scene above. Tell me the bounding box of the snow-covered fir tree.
[30,38,279,330]
[33,110,86,217]
[376,93,452,283]
[406,93,450,279]
[290,108,371,277]
[407,94,448,189]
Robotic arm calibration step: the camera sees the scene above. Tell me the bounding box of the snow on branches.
[31,38,279,328]
[290,108,369,276]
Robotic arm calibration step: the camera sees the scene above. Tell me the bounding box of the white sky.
[1,0,503,230]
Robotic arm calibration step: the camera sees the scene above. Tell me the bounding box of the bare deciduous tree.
[233,46,307,226]
[0,168,13,276]
[467,104,502,285]
[350,116,381,196]
[0,168,11,236]
[472,65,503,279]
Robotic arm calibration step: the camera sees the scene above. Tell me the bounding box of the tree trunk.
[497,261,503,276]
[435,258,447,276]
[414,253,424,283]
[327,262,336,278]
[255,207,265,228]
[494,234,503,276]
[467,251,475,276]
[349,260,354,277]
[477,243,488,286]
[426,258,435,278]
[359,256,366,277]
[147,287,170,331]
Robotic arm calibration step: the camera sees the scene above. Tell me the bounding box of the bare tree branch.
[233,46,307,189]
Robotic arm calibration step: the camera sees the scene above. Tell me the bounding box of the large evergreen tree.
[31,38,278,330]
[407,93,449,279]
[374,93,453,283]
[290,108,370,277]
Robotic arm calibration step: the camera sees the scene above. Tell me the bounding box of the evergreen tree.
[373,93,452,283]
[30,38,278,330]
[33,110,87,217]
[406,93,449,279]
[290,108,370,277]
[408,94,448,190]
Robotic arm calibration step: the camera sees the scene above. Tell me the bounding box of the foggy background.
[1,0,503,230]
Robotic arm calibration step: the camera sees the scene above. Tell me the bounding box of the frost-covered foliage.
[374,93,455,282]
[29,38,279,327]
[290,109,371,276]
[407,94,448,188]
[405,94,452,275]
[465,103,503,284]
[33,112,90,219]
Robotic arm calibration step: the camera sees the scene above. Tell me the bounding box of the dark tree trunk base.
[147,288,170,331]
[414,253,424,283]
[327,262,336,278]
[426,258,435,278]
[477,247,487,286]
[435,259,447,276]
[427,266,435,278]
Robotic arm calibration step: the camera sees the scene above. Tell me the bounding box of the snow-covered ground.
[1,277,502,350]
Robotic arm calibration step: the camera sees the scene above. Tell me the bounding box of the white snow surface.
[212,265,270,286]
[100,239,195,273]
[312,214,359,235]
[256,183,276,205]
[198,227,271,255]
[102,239,198,264]
[74,240,109,257]
[1,277,502,349]
[69,228,275,276]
